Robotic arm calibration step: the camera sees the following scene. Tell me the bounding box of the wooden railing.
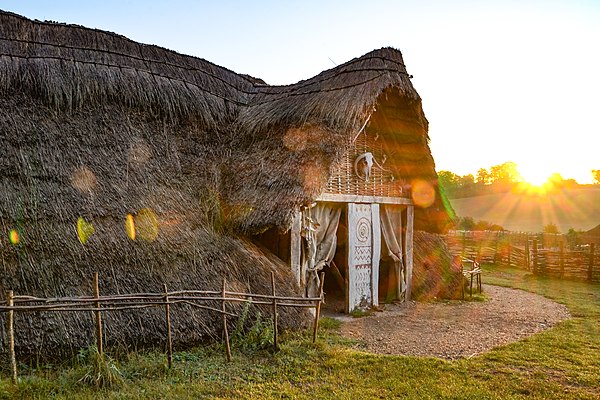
[0,272,325,384]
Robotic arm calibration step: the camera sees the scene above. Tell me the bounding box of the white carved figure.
[354,152,374,182]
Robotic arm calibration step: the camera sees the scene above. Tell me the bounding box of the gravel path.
[337,285,571,360]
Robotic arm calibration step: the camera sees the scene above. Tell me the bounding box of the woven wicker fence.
[444,231,599,283]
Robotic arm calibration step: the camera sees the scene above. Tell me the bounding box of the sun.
[517,164,550,187]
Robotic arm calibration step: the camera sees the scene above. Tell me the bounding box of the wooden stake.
[589,244,595,282]
[163,284,173,369]
[507,236,512,267]
[525,234,530,269]
[222,279,231,362]
[93,272,103,356]
[7,290,17,384]
[312,272,325,343]
[271,272,279,352]
[470,272,474,297]
[532,239,538,275]
[559,242,565,279]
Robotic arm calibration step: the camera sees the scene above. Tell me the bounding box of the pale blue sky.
[3,0,599,183]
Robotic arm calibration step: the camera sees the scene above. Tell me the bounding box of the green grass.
[1,266,599,399]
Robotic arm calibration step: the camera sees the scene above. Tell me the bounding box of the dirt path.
[337,285,571,360]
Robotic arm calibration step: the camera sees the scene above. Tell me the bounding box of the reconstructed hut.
[581,224,600,246]
[0,10,449,356]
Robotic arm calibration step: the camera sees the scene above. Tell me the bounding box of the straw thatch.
[0,90,309,358]
[581,224,600,245]
[226,51,447,232]
[412,231,463,300]
[0,10,449,356]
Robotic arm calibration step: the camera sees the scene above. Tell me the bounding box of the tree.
[437,170,460,189]
[548,172,564,186]
[489,161,521,184]
[457,216,475,231]
[459,174,475,186]
[566,228,581,250]
[543,223,560,234]
[476,168,491,184]
[473,219,504,231]
[437,170,461,197]
[592,170,600,185]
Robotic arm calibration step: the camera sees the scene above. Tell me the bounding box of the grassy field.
[449,188,600,233]
[1,266,599,399]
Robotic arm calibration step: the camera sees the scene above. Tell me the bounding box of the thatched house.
[0,10,449,356]
[581,224,600,246]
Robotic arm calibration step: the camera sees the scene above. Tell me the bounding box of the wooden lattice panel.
[325,131,404,197]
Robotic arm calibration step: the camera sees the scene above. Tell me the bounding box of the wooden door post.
[405,205,414,301]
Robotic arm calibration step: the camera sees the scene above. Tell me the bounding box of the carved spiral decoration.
[356,217,371,243]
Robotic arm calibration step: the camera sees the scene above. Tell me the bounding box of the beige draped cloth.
[301,204,341,297]
[380,205,405,300]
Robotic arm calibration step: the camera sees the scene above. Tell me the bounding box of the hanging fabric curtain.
[301,203,342,297]
[380,204,405,300]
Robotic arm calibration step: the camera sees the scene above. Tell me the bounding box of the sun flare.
[517,164,550,187]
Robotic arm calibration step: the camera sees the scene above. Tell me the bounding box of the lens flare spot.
[9,229,19,245]
[302,162,327,193]
[283,127,307,151]
[127,140,152,169]
[135,208,159,242]
[411,179,436,208]
[76,217,95,244]
[125,214,136,241]
[70,166,97,193]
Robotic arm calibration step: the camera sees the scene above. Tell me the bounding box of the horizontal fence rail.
[0,271,325,384]
[444,231,599,283]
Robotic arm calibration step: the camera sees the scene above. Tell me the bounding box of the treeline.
[439,161,596,199]
[453,217,582,237]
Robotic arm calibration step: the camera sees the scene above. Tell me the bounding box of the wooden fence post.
[525,234,530,270]
[7,290,17,384]
[532,239,538,275]
[589,244,595,282]
[559,242,565,279]
[163,284,173,369]
[507,235,512,267]
[495,231,500,264]
[93,272,103,356]
[271,272,279,352]
[312,272,325,343]
[222,279,232,362]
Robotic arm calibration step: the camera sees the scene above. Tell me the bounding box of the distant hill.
[448,188,600,233]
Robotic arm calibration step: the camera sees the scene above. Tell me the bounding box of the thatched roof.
[227,50,446,232]
[0,10,448,355]
[581,224,600,244]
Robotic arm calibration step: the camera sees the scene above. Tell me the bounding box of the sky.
[2,0,599,184]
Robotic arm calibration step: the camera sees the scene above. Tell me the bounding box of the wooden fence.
[0,272,325,384]
[444,231,600,283]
